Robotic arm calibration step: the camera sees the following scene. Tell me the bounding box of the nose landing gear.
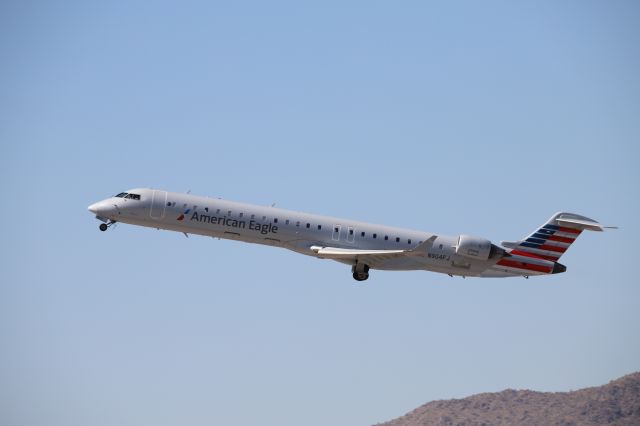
[99,220,117,232]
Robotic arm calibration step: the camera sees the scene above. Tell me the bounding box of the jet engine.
[455,235,505,261]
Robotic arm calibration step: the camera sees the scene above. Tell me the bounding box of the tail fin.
[501,212,616,261]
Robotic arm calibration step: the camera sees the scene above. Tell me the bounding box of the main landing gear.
[351,263,370,281]
[99,220,117,232]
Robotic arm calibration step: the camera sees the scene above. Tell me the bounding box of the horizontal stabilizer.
[555,217,617,232]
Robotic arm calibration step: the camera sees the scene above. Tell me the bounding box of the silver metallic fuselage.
[89,188,561,279]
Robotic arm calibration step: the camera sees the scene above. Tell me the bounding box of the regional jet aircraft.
[88,189,615,281]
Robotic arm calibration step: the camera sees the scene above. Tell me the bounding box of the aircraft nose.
[88,203,99,214]
[88,200,118,218]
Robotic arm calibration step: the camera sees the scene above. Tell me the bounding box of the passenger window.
[239,212,243,217]
[306,223,310,228]
[318,225,322,230]
[384,235,388,240]
[296,221,300,227]
[216,209,220,214]
[251,214,255,219]
[349,229,354,235]
[334,227,339,232]
[373,233,377,239]
[286,219,290,225]
[361,232,365,237]
[274,218,278,223]
[408,239,412,244]
[396,237,400,242]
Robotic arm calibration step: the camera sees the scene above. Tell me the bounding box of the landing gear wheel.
[352,272,369,281]
[351,263,370,281]
[98,220,116,231]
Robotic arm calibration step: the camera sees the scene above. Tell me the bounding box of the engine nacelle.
[455,235,494,261]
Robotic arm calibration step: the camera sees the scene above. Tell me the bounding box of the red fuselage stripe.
[497,259,553,273]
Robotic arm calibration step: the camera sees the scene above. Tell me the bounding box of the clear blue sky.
[1,1,639,425]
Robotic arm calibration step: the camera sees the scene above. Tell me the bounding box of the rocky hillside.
[376,372,640,426]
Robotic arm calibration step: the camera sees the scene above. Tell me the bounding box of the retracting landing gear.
[351,262,370,281]
[99,220,117,232]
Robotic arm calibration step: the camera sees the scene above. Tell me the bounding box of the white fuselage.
[88,188,559,280]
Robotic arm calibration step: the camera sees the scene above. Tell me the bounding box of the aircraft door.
[347,226,355,243]
[150,190,167,219]
[332,224,341,241]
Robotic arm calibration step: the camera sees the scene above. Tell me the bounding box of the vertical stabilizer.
[501,212,614,261]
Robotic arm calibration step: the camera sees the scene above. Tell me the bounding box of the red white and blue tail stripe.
[506,223,581,261]
[491,212,615,276]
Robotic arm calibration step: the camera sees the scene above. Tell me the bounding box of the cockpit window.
[114,192,141,200]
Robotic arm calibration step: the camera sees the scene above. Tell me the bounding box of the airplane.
[88,188,615,281]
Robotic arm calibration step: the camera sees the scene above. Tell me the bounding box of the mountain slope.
[376,372,640,426]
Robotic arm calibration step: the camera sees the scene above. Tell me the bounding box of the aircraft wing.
[309,236,437,263]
